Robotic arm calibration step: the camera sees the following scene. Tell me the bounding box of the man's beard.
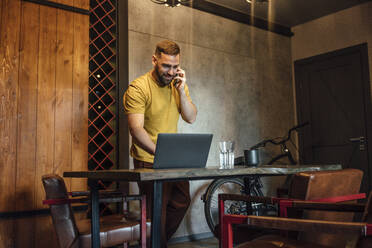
[155,65,174,86]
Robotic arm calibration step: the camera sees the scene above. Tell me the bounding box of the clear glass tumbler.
[219,141,235,169]
[219,141,228,169]
[226,141,235,169]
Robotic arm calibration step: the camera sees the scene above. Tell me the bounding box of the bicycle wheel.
[203,178,262,237]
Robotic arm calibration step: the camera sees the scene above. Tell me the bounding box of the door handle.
[349,136,365,143]
[349,136,366,151]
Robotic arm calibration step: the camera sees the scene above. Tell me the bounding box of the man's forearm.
[179,91,197,123]
[129,126,156,155]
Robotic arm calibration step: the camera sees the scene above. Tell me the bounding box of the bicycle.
[201,122,309,237]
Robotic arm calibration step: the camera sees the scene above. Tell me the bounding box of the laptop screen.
[153,133,213,169]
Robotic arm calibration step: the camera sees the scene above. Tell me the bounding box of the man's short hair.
[155,40,180,57]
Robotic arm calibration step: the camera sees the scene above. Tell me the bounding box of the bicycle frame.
[202,122,309,236]
[267,143,296,165]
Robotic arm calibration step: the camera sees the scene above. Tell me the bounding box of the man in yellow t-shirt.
[123,40,197,247]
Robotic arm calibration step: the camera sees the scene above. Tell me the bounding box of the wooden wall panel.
[0,0,20,213]
[0,0,21,247]
[71,4,89,192]
[17,1,39,212]
[15,2,40,247]
[0,0,90,246]
[74,0,90,10]
[35,5,57,210]
[0,219,15,247]
[0,1,2,39]
[54,7,74,190]
[35,215,57,248]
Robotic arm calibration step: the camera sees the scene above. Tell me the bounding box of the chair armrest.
[288,201,365,212]
[43,194,146,205]
[277,193,365,217]
[69,190,126,197]
[43,197,88,205]
[246,215,372,236]
[219,193,365,206]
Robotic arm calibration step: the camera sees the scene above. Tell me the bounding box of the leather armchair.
[219,169,364,248]
[235,192,372,248]
[42,174,150,248]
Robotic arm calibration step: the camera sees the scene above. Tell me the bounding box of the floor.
[168,237,219,248]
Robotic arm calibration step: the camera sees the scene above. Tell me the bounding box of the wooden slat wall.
[0,0,20,247]
[0,0,89,247]
[15,2,39,246]
[72,0,89,192]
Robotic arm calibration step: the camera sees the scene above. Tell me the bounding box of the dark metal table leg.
[152,180,163,248]
[243,176,253,214]
[243,176,251,195]
[89,180,100,248]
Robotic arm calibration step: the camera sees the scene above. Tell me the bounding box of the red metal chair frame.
[219,193,366,248]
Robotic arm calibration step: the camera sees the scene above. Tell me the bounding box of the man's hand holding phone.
[173,67,186,91]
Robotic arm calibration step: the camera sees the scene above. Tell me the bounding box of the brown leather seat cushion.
[236,235,332,248]
[77,214,151,248]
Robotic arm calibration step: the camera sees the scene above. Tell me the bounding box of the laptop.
[153,133,213,169]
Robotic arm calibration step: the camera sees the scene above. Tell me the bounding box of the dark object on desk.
[42,174,150,248]
[153,133,213,169]
[244,149,260,167]
[220,169,364,248]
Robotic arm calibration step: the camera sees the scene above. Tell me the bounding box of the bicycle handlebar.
[289,121,310,133]
[250,122,309,149]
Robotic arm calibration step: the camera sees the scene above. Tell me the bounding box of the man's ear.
[152,55,157,66]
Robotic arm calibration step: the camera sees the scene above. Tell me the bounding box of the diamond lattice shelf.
[88,0,117,203]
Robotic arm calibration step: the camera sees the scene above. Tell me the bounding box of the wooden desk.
[64,164,342,248]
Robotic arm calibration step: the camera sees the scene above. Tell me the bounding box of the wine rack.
[89,0,117,215]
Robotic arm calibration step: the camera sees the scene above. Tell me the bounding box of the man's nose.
[168,68,175,75]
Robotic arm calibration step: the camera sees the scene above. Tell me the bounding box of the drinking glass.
[219,141,228,169]
[226,141,235,169]
[219,141,235,169]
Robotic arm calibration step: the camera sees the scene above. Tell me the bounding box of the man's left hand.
[174,68,186,91]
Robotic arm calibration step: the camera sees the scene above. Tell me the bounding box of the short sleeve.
[123,82,147,114]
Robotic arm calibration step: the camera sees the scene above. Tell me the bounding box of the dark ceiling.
[205,0,371,27]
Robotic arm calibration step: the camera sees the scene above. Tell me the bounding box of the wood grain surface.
[246,215,365,234]
[14,2,40,246]
[0,0,89,247]
[74,0,90,10]
[0,0,20,213]
[71,5,89,192]
[54,6,74,191]
[17,0,39,212]
[0,0,21,246]
[64,164,343,181]
[35,4,57,210]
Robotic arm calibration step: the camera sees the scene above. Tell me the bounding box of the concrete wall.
[291,1,372,98]
[127,0,294,238]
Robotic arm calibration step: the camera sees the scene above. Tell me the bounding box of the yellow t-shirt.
[123,71,192,163]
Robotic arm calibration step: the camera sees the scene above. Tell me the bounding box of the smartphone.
[173,72,181,85]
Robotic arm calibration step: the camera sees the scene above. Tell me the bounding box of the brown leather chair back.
[288,168,363,247]
[42,174,80,248]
